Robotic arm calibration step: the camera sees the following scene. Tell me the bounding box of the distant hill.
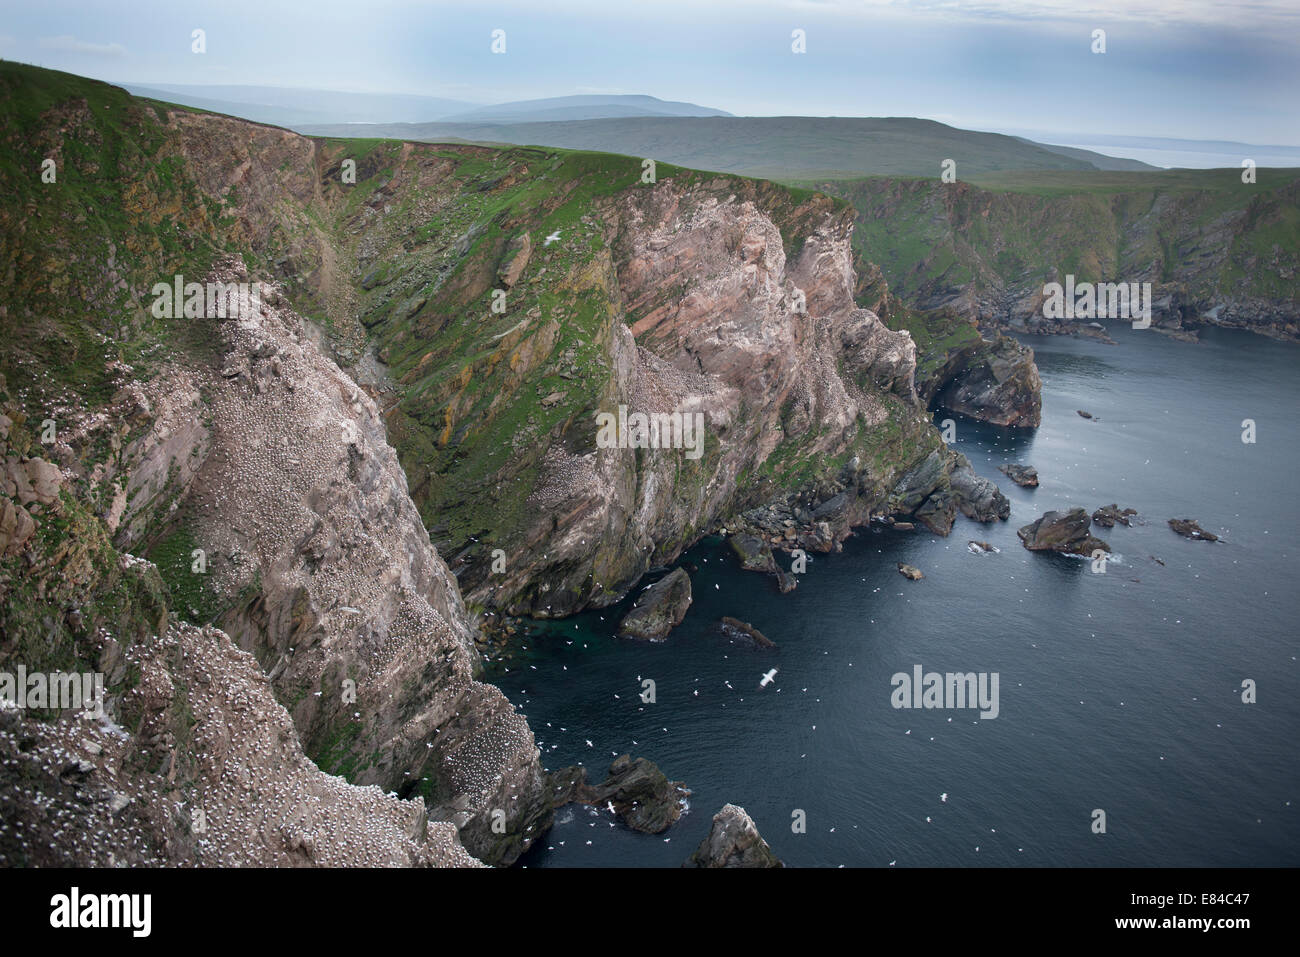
[120,85,729,129]
[1010,138,1155,171]
[439,94,731,124]
[122,83,479,127]
[297,115,1145,179]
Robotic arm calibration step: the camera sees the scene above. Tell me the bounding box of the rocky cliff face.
[1,619,483,867]
[0,64,1009,866]
[318,139,968,619]
[447,181,926,617]
[105,260,549,863]
[848,233,1041,428]
[822,175,1300,343]
[0,383,482,866]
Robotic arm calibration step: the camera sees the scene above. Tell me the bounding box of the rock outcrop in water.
[1093,504,1139,528]
[1018,508,1110,556]
[1168,518,1218,541]
[617,567,693,640]
[719,616,775,648]
[999,464,1039,488]
[931,333,1043,427]
[548,755,688,834]
[888,448,1011,535]
[684,804,783,868]
[728,534,798,593]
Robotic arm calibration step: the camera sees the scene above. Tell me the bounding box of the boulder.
[684,804,783,868]
[1017,508,1110,556]
[0,497,36,556]
[617,568,693,641]
[897,563,924,580]
[26,458,63,504]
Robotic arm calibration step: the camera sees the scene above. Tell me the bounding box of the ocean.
[491,323,1299,867]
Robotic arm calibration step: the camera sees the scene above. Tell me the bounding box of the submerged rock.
[1093,504,1139,528]
[684,804,783,868]
[1168,518,1218,541]
[1076,409,1094,419]
[719,616,775,648]
[998,463,1039,488]
[617,568,692,641]
[1017,508,1110,556]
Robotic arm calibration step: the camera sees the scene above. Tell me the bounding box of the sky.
[2,0,1297,145]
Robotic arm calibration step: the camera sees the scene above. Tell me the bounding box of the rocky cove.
[493,323,1300,868]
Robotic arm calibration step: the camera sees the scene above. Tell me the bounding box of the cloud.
[38,35,128,57]
[619,0,1300,32]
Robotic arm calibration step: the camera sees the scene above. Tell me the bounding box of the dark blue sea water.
[491,324,1299,867]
